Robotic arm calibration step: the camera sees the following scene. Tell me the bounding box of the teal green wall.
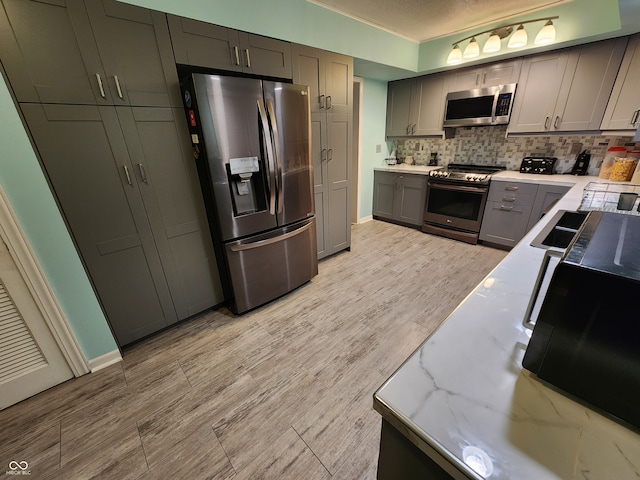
[124,0,419,72]
[360,79,389,219]
[0,74,117,360]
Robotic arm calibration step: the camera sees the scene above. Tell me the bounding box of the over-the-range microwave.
[443,83,517,128]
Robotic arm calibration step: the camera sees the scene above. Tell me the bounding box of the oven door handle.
[427,182,488,194]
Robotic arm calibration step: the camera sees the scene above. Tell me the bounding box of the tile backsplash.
[394,126,640,176]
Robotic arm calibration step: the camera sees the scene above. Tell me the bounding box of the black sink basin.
[531,210,589,250]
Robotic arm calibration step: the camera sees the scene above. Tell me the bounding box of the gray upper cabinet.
[508,38,627,133]
[0,0,179,107]
[168,15,292,79]
[448,58,522,91]
[20,103,223,346]
[601,34,640,131]
[386,73,448,137]
[0,0,106,104]
[84,0,181,107]
[291,45,352,114]
[293,44,352,259]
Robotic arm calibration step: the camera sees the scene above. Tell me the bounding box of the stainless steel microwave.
[443,83,517,127]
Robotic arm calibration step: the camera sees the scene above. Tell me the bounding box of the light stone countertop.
[374,164,440,175]
[373,174,640,480]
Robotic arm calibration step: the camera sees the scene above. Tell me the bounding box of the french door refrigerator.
[181,73,317,313]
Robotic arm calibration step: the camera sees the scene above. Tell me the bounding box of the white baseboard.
[87,349,122,373]
[358,215,373,224]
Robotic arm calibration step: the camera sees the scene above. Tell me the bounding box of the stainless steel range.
[423,163,505,244]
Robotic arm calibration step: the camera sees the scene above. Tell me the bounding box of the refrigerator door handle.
[257,99,276,216]
[229,221,313,252]
[265,98,283,214]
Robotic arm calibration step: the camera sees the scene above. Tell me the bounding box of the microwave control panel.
[495,93,513,116]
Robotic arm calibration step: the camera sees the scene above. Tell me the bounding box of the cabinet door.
[0,0,107,104]
[413,74,448,136]
[386,79,413,137]
[311,112,329,258]
[325,52,353,114]
[526,184,570,232]
[21,103,178,346]
[479,201,533,248]
[327,113,351,255]
[85,0,180,107]
[601,34,640,130]
[448,59,522,91]
[552,38,626,131]
[373,171,398,220]
[238,32,292,79]
[507,52,568,133]
[116,107,223,319]
[397,174,428,226]
[292,45,325,113]
[167,15,241,72]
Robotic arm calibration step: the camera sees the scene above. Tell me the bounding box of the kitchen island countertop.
[374,174,640,479]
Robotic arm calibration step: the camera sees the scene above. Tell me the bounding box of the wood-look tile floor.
[0,220,507,480]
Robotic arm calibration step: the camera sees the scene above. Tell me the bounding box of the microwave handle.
[523,249,563,330]
[491,90,500,124]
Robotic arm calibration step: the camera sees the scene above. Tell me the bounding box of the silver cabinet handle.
[505,186,519,191]
[406,124,411,135]
[319,94,325,109]
[631,109,640,126]
[234,46,240,66]
[326,96,332,109]
[114,75,123,99]
[123,165,132,185]
[502,196,516,202]
[245,48,251,68]
[475,73,480,86]
[138,164,148,184]
[554,115,560,129]
[499,205,513,211]
[321,148,327,162]
[544,116,550,129]
[327,148,333,161]
[482,71,487,84]
[412,124,416,134]
[95,73,106,98]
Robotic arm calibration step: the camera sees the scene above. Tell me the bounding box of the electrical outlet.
[376,144,381,153]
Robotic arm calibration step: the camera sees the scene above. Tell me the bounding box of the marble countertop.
[374,164,440,175]
[373,175,640,479]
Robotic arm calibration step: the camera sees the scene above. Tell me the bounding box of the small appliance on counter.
[519,156,557,174]
[570,150,591,175]
[522,211,640,430]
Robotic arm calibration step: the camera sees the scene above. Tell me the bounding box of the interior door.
[263,81,314,227]
[0,238,73,410]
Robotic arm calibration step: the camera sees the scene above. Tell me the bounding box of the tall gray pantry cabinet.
[292,45,353,259]
[0,0,223,346]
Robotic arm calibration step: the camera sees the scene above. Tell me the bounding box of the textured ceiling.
[310,0,571,42]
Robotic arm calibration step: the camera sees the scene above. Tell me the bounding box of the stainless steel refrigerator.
[181,73,317,314]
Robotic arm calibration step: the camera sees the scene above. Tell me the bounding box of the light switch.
[376,144,381,153]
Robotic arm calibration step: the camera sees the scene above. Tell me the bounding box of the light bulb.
[447,45,462,65]
[534,20,556,45]
[483,33,502,53]
[463,38,480,59]
[508,24,528,48]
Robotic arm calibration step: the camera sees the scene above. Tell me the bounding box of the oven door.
[423,181,489,233]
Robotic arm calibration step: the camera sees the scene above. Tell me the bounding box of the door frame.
[0,186,89,377]
[351,76,363,224]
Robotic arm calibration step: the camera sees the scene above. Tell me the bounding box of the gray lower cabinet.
[373,171,428,227]
[0,0,180,107]
[22,103,223,346]
[167,15,292,79]
[480,181,570,248]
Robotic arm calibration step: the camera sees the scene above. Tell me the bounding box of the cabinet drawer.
[480,201,534,247]
[489,181,539,197]
[487,190,537,205]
